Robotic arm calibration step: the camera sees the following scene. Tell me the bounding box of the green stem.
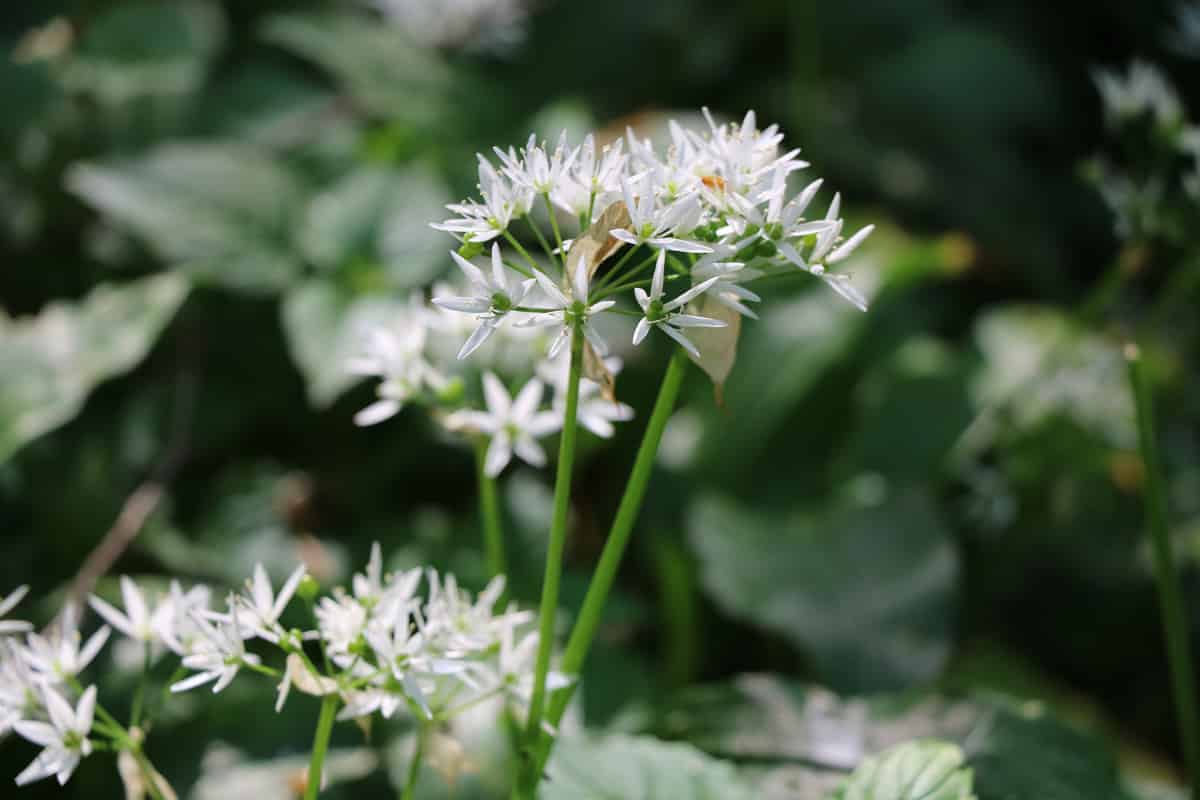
[475,438,508,580]
[525,216,557,264]
[400,724,428,800]
[543,193,567,268]
[303,694,339,800]
[504,230,541,272]
[518,325,584,791]
[1128,344,1200,796]
[130,642,151,728]
[531,347,690,777]
[592,246,645,292]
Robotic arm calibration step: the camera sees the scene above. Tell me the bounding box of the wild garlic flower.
[348,307,445,427]
[444,373,561,477]
[538,351,634,439]
[611,173,711,255]
[233,564,307,643]
[170,603,260,695]
[13,685,96,787]
[496,132,579,196]
[525,258,616,358]
[632,250,726,358]
[554,134,627,220]
[88,576,158,643]
[434,244,536,359]
[20,606,109,683]
[0,585,32,636]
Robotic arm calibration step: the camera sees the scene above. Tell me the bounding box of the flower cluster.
[0,547,558,789]
[350,109,874,467]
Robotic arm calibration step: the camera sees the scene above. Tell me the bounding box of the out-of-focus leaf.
[840,337,972,480]
[0,273,189,464]
[193,64,335,150]
[67,143,305,292]
[300,165,451,288]
[835,741,975,800]
[688,490,959,691]
[280,281,413,408]
[62,1,226,103]
[260,13,450,125]
[543,734,753,799]
[657,675,1133,800]
[191,744,376,800]
[968,305,1134,452]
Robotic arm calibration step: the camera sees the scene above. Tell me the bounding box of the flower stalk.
[518,323,583,791]
[399,724,428,800]
[475,438,508,580]
[303,694,339,800]
[532,347,690,779]
[1127,343,1200,796]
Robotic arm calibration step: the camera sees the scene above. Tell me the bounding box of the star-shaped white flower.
[522,256,616,358]
[88,577,159,643]
[610,173,712,255]
[13,684,96,786]
[444,373,561,477]
[632,250,726,358]
[234,563,306,642]
[170,603,258,695]
[434,244,536,359]
[20,606,110,682]
[777,192,873,311]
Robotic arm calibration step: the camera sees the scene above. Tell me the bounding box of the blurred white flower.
[444,373,561,477]
[13,684,96,787]
[170,606,258,695]
[21,606,109,682]
[0,586,32,636]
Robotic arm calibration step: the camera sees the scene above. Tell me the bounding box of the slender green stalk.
[504,230,541,272]
[400,724,428,800]
[130,642,151,728]
[517,326,584,792]
[1128,344,1200,796]
[475,439,508,580]
[531,347,690,777]
[542,193,567,268]
[592,246,646,292]
[525,216,557,263]
[303,695,339,800]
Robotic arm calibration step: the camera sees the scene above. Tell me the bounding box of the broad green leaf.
[0,273,189,464]
[836,741,975,800]
[656,675,1134,800]
[300,165,451,289]
[542,734,754,799]
[67,143,305,292]
[260,13,450,125]
[280,281,413,408]
[688,490,959,691]
[61,1,226,103]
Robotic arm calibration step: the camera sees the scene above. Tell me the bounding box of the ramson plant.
[1,109,874,799]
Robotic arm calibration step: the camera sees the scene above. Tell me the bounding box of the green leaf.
[260,13,450,125]
[836,741,975,800]
[280,281,413,408]
[688,490,959,691]
[0,273,189,464]
[542,734,754,799]
[299,165,451,288]
[67,143,305,292]
[61,0,226,103]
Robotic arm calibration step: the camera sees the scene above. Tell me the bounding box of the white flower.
[632,250,726,358]
[155,582,213,656]
[698,108,806,197]
[610,173,712,255]
[432,154,533,243]
[495,132,578,196]
[234,564,306,642]
[314,593,368,665]
[0,586,32,636]
[777,192,873,312]
[0,641,40,735]
[538,352,633,439]
[523,256,616,358]
[434,244,536,359]
[348,308,441,426]
[553,134,626,219]
[13,684,96,786]
[88,576,158,643]
[690,246,761,319]
[170,607,258,695]
[21,606,110,682]
[444,373,561,477]
[489,624,570,717]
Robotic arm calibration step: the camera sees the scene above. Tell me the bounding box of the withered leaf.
[684,294,741,405]
[572,200,632,280]
[582,339,617,402]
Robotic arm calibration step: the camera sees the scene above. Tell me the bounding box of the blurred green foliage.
[2,0,1199,797]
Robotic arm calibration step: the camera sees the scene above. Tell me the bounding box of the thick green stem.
[532,347,689,776]
[303,694,339,800]
[1128,345,1200,796]
[475,439,508,580]
[517,326,583,793]
[400,724,428,800]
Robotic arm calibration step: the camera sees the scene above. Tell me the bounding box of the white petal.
[664,276,721,311]
[450,250,488,289]
[87,595,135,639]
[634,287,650,311]
[826,224,874,264]
[546,327,569,358]
[660,324,701,358]
[77,627,110,671]
[513,436,547,468]
[272,564,307,621]
[649,237,713,254]
[821,273,869,312]
[457,321,496,359]
[75,686,97,732]
[484,432,513,478]
[490,243,508,289]
[526,411,562,437]
[481,372,512,417]
[13,721,59,747]
[0,585,29,617]
[670,314,727,328]
[632,317,652,346]
[532,269,570,307]
[651,249,666,299]
[354,399,402,427]
[588,300,616,313]
[582,322,608,356]
[511,378,545,422]
[433,296,491,314]
[609,228,640,246]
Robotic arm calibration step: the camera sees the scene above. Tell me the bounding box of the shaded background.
[2,0,1199,797]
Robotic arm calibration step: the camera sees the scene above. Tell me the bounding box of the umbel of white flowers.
[348,108,875,478]
[0,547,563,789]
